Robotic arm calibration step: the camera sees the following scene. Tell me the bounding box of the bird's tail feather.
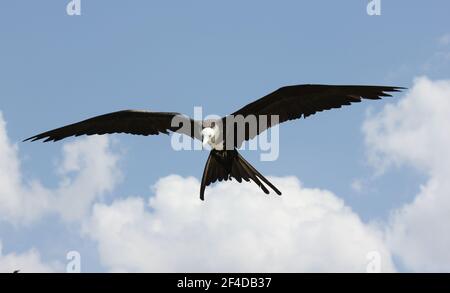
[200,149,282,200]
[234,151,282,196]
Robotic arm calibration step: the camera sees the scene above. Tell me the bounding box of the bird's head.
[201,127,216,148]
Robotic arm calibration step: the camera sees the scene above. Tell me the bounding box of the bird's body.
[25,84,404,200]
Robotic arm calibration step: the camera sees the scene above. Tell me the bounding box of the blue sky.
[1,1,450,272]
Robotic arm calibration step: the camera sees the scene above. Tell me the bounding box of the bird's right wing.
[24,110,202,142]
[226,84,405,148]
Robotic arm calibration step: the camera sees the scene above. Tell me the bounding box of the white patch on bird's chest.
[201,126,223,150]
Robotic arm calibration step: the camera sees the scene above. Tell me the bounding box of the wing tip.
[23,135,54,143]
[23,136,39,142]
[388,86,407,92]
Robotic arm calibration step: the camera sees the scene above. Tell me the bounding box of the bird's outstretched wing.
[24,110,202,142]
[226,84,405,148]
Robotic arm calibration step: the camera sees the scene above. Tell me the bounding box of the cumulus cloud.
[0,111,121,225]
[84,175,395,272]
[363,77,450,272]
[0,241,59,273]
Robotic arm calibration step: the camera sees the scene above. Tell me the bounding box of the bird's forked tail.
[200,149,282,200]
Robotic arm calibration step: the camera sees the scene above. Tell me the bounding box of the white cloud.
[0,240,59,273]
[0,111,121,225]
[84,175,395,272]
[363,77,450,272]
[54,136,121,222]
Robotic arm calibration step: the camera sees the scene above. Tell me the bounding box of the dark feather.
[24,110,202,142]
[226,84,405,147]
[200,149,281,200]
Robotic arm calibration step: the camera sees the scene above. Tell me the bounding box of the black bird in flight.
[25,84,403,200]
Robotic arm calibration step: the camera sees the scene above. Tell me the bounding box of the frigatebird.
[25,84,403,200]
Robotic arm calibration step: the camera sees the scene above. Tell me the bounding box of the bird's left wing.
[226,84,405,148]
[24,110,202,142]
